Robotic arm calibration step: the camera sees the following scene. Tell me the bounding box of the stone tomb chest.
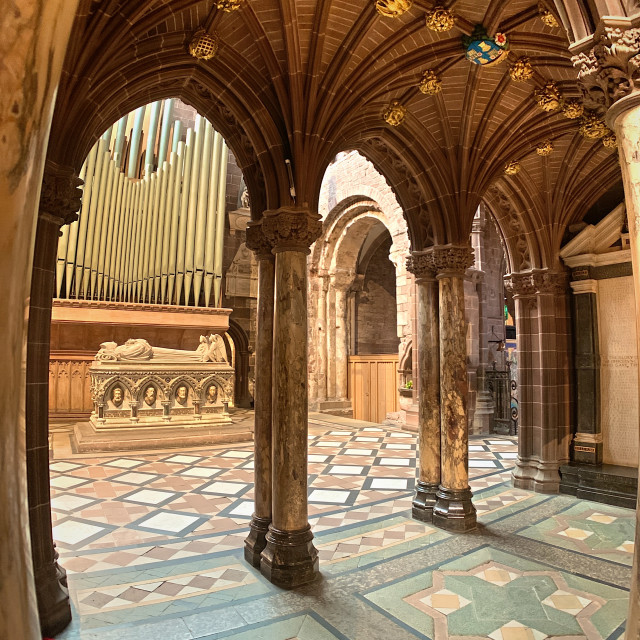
[74,336,247,451]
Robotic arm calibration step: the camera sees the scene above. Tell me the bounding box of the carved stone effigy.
[88,335,234,432]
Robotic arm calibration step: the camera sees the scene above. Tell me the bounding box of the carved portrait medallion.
[176,385,189,405]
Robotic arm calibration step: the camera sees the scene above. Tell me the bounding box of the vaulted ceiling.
[49,0,621,259]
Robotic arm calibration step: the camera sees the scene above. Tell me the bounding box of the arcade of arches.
[3,1,640,638]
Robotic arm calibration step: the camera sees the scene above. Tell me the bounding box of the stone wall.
[356,236,399,355]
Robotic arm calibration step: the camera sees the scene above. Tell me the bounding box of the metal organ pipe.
[68,108,231,311]
[185,115,204,305]
[128,106,146,179]
[204,131,223,307]
[213,140,229,307]
[158,99,175,168]
[167,142,185,305]
[175,128,195,305]
[194,120,213,304]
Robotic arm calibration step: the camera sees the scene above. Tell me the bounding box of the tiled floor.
[51,411,634,639]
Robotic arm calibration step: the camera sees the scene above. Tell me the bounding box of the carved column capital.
[245,220,275,260]
[430,245,475,278]
[504,270,569,297]
[406,251,436,281]
[262,207,322,254]
[504,272,536,297]
[572,26,640,113]
[532,270,569,294]
[39,160,83,227]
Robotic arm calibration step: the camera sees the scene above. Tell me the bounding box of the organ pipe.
[59,107,230,309]
[145,101,162,176]
[73,143,98,297]
[113,116,128,168]
[213,141,228,307]
[167,142,185,305]
[204,131,222,307]
[184,115,204,304]
[171,120,182,154]
[106,171,125,299]
[161,153,178,304]
[88,149,111,297]
[153,163,169,302]
[194,120,213,304]
[158,99,175,168]
[128,106,146,179]
[175,127,195,304]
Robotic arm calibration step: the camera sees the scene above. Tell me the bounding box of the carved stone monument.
[74,336,251,451]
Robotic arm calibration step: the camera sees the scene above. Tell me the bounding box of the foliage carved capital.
[40,161,83,227]
[406,252,436,280]
[262,208,322,254]
[430,245,475,276]
[245,221,274,259]
[572,26,640,113]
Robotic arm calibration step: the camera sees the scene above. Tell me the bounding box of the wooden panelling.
[348,355,398,423]
[49,352,93,417]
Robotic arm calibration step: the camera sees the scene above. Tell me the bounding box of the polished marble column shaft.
[27,162,82,637]
[244,223,275,566]
[0,4,79,638]
[259,208,322,588]
[432,246,477,532]
[608,97,640,639]
[407,253,440,522]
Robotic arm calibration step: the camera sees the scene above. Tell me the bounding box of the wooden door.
[348,355,398,423]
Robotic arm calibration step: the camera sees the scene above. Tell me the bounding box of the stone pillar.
[607,87,640,640]
[244,222,275,566]
[27,162,82,637]
[569,278,601,464]
[332,271,352,400]
[407,252,440,522]
[259,208,322,588]
[0,6,79,638]
[431,246,477,532]
[504,270,571,493]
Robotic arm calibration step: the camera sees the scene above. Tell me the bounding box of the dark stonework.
[572,263,633,280]
[571,290,601,465]
[27,161,82,636]
[432,487,478,532]
[244,515,271,567]
[259,525,319,589]
[560,463,638,509]
[412,481,439,522]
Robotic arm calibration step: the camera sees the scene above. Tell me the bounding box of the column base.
[244,515,271,567]
[260,524,319,589]
[512,458,560,494]
[412,481,439,523]
[432,486,477,532]
[36,561,72,637]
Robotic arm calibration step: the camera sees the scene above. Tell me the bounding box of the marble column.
[0,5,79,638]
[244,222,275,566]
[259,208,322,588]
[27,162,82,636]
[407,252,440,522]
[569,278,601,464]
[607,91,640,640]
[431,246,477,532]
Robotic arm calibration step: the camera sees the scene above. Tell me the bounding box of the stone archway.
[309,151,412,421]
